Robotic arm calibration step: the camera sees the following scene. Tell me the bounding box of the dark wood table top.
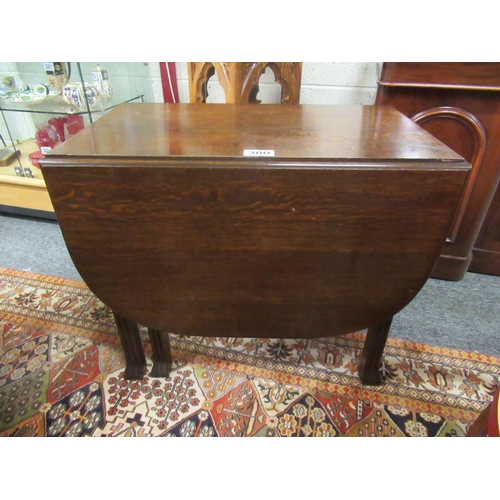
[47,103,464,164]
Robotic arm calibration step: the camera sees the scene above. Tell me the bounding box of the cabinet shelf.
[0,138,53,216]
[0,62,153,218]
[0,93,144,115]
[0,138,44,179]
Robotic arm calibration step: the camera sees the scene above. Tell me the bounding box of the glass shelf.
[0,94,144,115]
[0,62,154,217]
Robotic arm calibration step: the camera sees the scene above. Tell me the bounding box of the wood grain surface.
[41,103,469,338]
[47,103,464,161]
[41,103,469,381]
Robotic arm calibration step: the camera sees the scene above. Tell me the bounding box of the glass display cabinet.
[0,62,153,218]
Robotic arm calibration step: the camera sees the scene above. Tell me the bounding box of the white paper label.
[40,147,52,154]
[243,149,275,157]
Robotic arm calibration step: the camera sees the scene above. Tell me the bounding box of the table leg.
[466,402,491,437]
[113,312,147,380]
[359,316,393,385]
[147,328,173,377]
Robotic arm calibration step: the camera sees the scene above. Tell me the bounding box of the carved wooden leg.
[147,328,173,378]
[359,316,393,385]
[113,312,147,380]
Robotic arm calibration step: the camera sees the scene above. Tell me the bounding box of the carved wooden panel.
[188,62,302,104]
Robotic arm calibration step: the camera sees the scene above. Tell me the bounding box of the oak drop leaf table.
[40,103,470,385]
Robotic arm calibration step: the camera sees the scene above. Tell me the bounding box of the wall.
[0,62,34,143]
[148,62,165,102]
[172,62,381,105]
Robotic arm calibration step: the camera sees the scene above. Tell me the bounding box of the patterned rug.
[1,266,498,437]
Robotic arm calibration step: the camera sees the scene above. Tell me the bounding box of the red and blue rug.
[1,267,498,437]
